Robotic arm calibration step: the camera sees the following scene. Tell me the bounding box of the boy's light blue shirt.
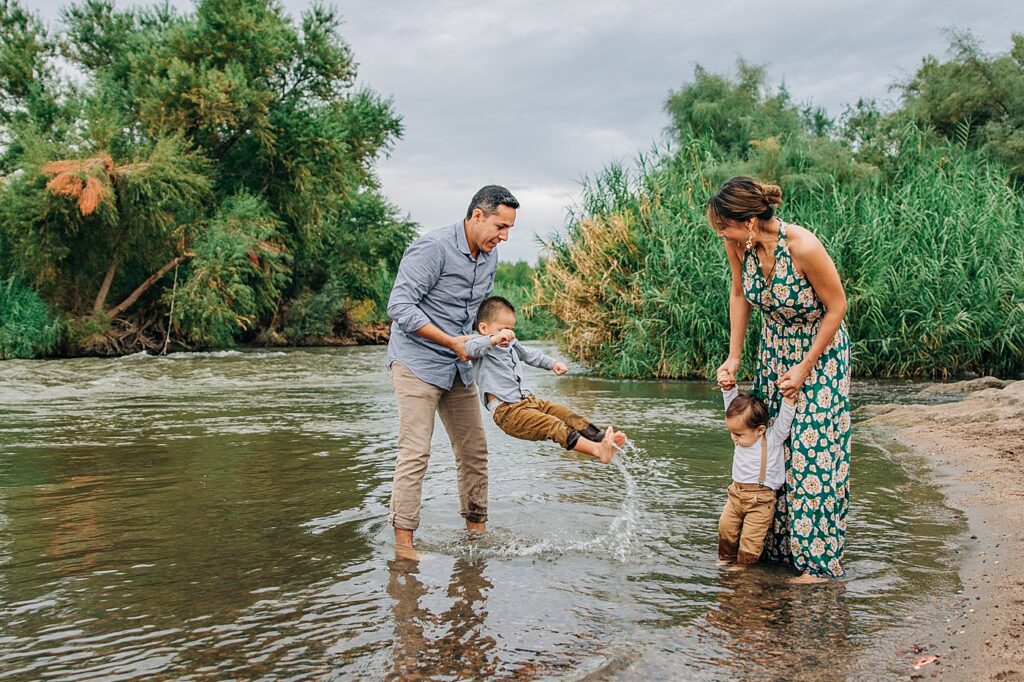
[386,222,496,390]
[464,336,556,410]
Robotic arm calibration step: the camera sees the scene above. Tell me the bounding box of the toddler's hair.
[726,392,769,430]
[476,296,515,328]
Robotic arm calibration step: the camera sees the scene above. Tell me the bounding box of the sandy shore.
[858,378,1024,680]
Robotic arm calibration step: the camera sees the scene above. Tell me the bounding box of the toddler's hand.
[552,361,568,375]
[490,329,516,347]
[716,368,736,391]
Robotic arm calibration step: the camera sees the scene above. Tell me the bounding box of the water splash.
[421,441,645,562]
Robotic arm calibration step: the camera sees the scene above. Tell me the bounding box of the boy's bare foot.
[465,520,486,533]
[787,572,830,585]
[595,427,618,463]
[716,558,732,566]
[612,431,627,448]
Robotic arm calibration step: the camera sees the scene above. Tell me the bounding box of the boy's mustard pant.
[718,482,777,564]
[491,396,592,450]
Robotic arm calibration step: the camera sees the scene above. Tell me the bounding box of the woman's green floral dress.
[742,222,851,578]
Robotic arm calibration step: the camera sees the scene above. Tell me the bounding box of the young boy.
[716,371,796,566]
[465,297,626,463]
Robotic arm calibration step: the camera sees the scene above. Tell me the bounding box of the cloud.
[21,0,1024,263]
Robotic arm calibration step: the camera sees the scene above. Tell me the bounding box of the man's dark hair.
[466,185,519,219]
[726,392,770,430]
[476,296,515,328]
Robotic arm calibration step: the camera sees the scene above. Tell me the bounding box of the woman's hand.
[716,357,740,389]
[777,362,811,399]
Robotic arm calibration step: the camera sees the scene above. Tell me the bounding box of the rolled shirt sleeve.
[387,239,443,335]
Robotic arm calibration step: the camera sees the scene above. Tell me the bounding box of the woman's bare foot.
[595,427,618,463]
[787,572,830,585]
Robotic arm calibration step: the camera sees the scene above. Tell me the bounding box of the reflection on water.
[0,346,964,679]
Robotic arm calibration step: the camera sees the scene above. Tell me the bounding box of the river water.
[0,346,963,680]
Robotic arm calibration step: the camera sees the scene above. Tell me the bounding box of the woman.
[707,176,851,582]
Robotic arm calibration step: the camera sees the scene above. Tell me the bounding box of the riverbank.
[858,378,1024,680]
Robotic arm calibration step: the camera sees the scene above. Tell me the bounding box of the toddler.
[465,297,626,462]
[716,371,795,566]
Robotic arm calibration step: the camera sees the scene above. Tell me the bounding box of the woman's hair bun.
[760,183,783,207]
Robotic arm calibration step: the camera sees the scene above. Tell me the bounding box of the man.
[386,185,519,549]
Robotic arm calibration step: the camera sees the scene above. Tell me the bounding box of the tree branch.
[105,254,192,319]
[93,252,121,313]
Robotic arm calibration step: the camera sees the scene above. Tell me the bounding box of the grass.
[535,128,1024,379]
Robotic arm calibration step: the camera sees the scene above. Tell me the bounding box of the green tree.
[899,31,1024,179]
[0,0,414,356]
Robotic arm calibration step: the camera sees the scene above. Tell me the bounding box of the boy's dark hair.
[726,392,770,430]
[466,185,519,219]
[476,296,515,328]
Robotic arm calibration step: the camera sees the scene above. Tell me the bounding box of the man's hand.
[449,335,472,362]
[489,329,516,347]
[552,361,568,375]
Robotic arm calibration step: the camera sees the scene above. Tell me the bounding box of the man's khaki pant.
[718,482,776,564]
[491,396,591,449]
[389,362,489,531]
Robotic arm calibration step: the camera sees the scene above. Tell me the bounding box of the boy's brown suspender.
[758,436,768,488]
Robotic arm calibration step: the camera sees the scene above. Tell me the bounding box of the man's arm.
[387,239,443,336]
[512,342,556,371]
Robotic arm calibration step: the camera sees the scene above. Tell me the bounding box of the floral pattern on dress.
[742,223,851,578]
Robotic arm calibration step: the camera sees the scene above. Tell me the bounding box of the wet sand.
[858,378,1024,680]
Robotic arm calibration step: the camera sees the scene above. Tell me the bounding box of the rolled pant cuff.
[389,512,419,531]
[461,510,488,524]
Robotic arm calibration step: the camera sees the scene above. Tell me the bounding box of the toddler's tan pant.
[491,396,591,449]
[718,482,776,564]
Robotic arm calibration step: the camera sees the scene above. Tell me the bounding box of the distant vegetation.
[492,261,558,341]
[537,32,1024,379]
[0,0,414,357]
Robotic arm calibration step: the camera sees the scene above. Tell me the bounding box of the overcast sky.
[26,0,1024,262]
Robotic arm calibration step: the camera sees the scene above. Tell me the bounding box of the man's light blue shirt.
[464,336,556,410]
[386,222,497,390]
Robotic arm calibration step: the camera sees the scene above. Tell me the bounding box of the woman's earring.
[745,230,753,251]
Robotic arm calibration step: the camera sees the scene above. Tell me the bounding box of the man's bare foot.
[465,520,486,533]
[394,544,421,561]
[787,572,830,585]
[395,527,414,548]
[596,427,618,463]
[716,558,732,566]
[612,431,627,448]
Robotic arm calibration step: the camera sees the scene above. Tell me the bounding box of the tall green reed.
[537,128,1024,379]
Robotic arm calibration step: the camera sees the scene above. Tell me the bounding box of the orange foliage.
[41,155,115,216]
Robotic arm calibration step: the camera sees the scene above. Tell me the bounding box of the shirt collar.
[455,221,473,258]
